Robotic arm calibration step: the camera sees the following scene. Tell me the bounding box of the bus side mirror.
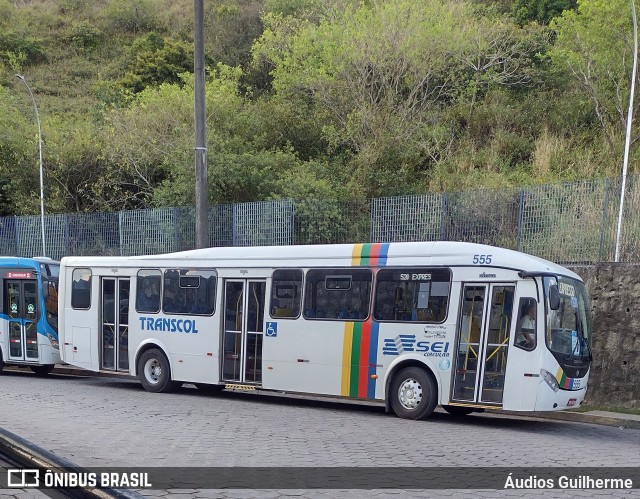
[549,285,560,310]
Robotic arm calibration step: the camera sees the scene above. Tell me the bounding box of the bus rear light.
[540,369,559,392]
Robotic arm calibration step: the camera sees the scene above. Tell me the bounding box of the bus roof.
[0,256,60,269]
[59,241,582,281]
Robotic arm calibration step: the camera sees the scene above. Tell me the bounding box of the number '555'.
[472,254,492,264]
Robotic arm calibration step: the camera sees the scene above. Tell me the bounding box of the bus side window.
[269,269,302,319]
[373,268,451,323]
[71,268,92,310]
[303,269,372,321]
[136,270,161,314]
[162,269,216,316]
[515,298,537,351]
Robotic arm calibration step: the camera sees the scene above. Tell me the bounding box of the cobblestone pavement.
[1,371,639,498]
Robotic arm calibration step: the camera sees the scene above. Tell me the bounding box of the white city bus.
[58,242,592,419]
[0,257,61,375]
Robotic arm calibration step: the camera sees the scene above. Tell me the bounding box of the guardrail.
[0,426,142,498]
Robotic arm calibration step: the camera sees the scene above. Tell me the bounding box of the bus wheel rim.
[398,378,422,410]
[144,358,161,384]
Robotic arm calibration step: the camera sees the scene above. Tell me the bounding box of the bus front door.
[5,279,39,362]
[221,279,266,385]
[100,277,130,372]
[451,283,516,407]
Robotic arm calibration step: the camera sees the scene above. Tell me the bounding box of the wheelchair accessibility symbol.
[266,322,278,337]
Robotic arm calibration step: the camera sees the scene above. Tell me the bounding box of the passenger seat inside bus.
[271,299,293,318]
[273,307,293,317]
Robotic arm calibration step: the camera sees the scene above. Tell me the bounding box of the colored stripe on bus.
[377,243,390,266]
[341,322,354,396]
[357,321,371,397]
[341,320,379,399]
[351,244,363,266]
[556,368,573,390]
[349,323,362,397]
[367,321,379,399]
[352,243,390,267]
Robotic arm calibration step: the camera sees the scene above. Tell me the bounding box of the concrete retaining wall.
[569,264,640,409]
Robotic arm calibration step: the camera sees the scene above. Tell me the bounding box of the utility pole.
[615,0,638,262]
[194,0,209,249]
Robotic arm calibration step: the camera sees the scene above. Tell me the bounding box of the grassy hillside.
[0,0,636,216]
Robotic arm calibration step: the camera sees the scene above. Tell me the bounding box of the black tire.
[442,405,475,416]
[30,364,55,376]
[0,349,4,374]
[389,366,438,420]
[137,348,179,393]
[194,383,225,394]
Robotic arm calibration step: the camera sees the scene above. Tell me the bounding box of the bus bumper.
[535,381,588,411]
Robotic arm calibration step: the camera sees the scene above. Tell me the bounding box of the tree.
[0,85,43,215]
[453,14,549,119]
[102,0,159,34]
[43,115,108,213]
[550,0,636,156]
[117,34,194,95]
[255,0,551,196]
[513,0,577,25]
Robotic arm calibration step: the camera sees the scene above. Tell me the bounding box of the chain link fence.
[1,175,639,264]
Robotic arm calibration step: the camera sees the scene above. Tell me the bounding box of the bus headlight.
[47,333,59,350]
[540,369,559,392]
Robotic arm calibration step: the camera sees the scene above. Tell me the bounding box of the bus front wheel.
[138,349,179,393]
[0,349,4,374]
[389,367,437,420]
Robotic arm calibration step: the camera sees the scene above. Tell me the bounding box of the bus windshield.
[544,276,591,375]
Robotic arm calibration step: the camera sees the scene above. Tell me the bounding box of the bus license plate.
[567,398,577,407]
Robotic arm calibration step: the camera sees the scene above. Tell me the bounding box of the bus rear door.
[100,277,130,372]
[221,279,266,385]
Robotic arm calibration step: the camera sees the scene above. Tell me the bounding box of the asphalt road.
[1,370,639,498]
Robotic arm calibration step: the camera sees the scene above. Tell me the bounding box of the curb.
[501,410,640,429]
[0,427,143,498]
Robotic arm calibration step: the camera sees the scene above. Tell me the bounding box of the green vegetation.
[575,405,640,416]
[0,0,638,216]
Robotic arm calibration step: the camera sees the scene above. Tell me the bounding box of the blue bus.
[0,257,60,375]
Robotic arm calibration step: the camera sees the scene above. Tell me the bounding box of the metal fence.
[1,175,639,264]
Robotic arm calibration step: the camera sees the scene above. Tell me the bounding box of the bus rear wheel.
[30,365,55,376]
[389,366,437,420]
[138,349,179,393]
